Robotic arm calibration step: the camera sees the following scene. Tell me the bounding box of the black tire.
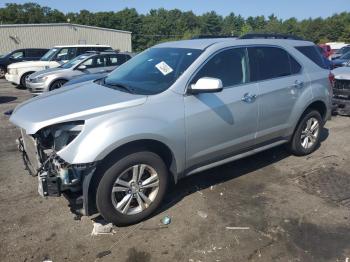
[20,72,33,89]
[50,79,67,91]
[96,151,169,226]
[0,66,6,78]
[287,110,323,156]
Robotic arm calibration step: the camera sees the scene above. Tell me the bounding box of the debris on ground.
[96,250,112,259]
[197,210,208,219]
[226,226,250,230]
[91,221,115,236]
[161,216,171,225]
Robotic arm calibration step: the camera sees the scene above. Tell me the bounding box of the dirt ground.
[0,78,350,262]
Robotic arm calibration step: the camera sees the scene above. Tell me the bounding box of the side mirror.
[77,65,87,70]
[189,77,223,94]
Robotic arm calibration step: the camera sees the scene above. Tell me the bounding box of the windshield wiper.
[103,79,135,94]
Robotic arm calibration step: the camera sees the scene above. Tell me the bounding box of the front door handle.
[241,93,257,103]
[293,80,304,89]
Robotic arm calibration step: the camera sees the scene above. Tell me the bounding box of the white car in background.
[5,44,112,87]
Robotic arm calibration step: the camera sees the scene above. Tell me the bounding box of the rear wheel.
[50,79,67,91]
[0,67,6,78]
[287,110,323,156]
[96,151,169,226]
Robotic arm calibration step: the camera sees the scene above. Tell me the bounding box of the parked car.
[331,51,350,68]
[331,45,350,60]
[5,45,112,87]
[332,66,350,116]
[319,44,332,58]
[0,48,48,78]
[63,72,109,87]
[10,37,332,226]
[26,51,133,95]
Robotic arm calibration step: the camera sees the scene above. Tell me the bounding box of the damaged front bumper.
[332,81,350,116]
[17,131,98,216]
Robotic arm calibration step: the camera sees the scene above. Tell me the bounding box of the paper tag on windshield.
[155,61,173,75]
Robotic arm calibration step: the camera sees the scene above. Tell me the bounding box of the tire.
[50,79,67,91]
[287,110,323,156]
[20,72,33,89]
[0,66,6,78]
[96,151,169,226]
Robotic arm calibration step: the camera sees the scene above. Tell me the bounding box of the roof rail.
[240,33,304,40]
[192,35,238,39]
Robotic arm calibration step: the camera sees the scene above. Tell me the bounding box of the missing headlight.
[37,121,84,151]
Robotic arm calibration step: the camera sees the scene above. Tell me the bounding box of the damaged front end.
[333,78,350,116]
[18,121,97,216]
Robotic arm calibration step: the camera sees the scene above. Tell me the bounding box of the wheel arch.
[302,100,327,122]
[84,139,178,216]
[49,78,68,90]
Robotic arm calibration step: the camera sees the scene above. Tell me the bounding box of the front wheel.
[96,151,169,226]
[287,110,323,156]
[50,79,67,91]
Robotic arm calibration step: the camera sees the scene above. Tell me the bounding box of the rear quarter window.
[295,46,327,69]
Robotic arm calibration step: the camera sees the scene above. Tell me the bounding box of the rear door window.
[109,54,127,66]
[295,46,327,69]
[248,46,299,81]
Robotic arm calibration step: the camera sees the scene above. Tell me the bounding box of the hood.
[10,81,147,134]
[8,60,58,69]
[29,67,66,79]
[332,67,350,80]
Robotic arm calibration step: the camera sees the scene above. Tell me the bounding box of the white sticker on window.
[155,61,173,75]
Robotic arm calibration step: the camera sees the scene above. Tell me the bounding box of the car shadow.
[154,127,329,218]
[0,96,17,104]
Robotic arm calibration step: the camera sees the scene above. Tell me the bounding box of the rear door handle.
[293,80,304,89]
[241,93,257,103]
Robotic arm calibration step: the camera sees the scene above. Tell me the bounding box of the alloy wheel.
[111,164,160,215]
[300,117,320,149]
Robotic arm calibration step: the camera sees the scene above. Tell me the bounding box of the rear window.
[295,46,327,69]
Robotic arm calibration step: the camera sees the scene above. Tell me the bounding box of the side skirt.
[186,140,288,176]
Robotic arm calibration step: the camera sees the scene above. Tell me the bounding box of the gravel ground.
[0,79,350,262]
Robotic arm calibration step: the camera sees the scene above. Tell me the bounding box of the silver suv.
[10,37,332,226]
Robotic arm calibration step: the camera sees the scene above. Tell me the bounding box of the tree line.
[1,2,350,51]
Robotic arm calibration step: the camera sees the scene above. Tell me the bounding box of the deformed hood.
[10,82,147,134]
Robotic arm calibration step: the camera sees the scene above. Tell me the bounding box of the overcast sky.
[0,0,349,20]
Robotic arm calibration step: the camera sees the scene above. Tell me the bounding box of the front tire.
[50,79,67,91]
[287,110,323,156]
[96,151,169,226]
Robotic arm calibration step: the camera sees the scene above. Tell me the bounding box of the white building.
[0,23,132,54]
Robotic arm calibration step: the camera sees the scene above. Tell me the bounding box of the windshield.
[60,54,92,69]
[40,48,59,61]
[103,47,202,95]
[340,51,350,60]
